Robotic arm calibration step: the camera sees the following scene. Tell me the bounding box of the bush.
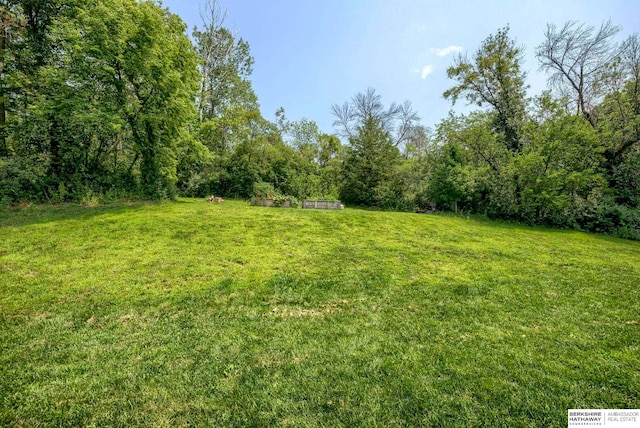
[273,193,298,208]
[610,149,640,208]
[585,203,640,240]
[0,155,48,206]
[253,182,275,199]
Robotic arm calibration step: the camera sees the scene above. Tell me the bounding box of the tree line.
[0,1,638,238]
[431,23,639,239]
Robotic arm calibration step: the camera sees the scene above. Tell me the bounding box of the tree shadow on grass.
[431,211,640,247]
[0,201,161,229]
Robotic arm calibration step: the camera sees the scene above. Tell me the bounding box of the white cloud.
[410,65,434,79]
[420,65,433,79]
[431,45,463,57]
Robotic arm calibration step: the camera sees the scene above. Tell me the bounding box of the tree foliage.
[1,0,200,202]
[340,116,401,206]
[431,24,640,239]
[0,6,637,240]
[444,27,528,153]
[194,0,256,121]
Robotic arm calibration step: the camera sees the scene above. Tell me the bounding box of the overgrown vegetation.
[431,25,640,239]
[1,199,638,426]
[0,2,638,237]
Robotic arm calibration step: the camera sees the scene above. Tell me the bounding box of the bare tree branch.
[536,20,621,127]
[331,88,421,146]
[331,101,354,139]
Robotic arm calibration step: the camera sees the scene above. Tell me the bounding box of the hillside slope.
[1,199,638,426]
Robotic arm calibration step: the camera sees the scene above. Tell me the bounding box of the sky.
[161,0,640,135]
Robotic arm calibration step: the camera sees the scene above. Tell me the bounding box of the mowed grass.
[0,199,638,427]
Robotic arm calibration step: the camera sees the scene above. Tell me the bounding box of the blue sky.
[162,0,640,135]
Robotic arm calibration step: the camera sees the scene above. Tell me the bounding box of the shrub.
[0,155,48,206]
[585,203,640,240]
[253,182,275,199]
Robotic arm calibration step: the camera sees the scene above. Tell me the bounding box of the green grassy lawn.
[1,199,638,426]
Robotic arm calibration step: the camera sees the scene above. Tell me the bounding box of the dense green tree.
[341,116,401,206]
[315,134,344,199]
[1,0,198,202]
[5,0,73,195]
[0,3,23,157]
[187,107,270,197]
[225,124,306,199]
[444,27,528,153]
[273,112,345,199]
[538,23,639,210]
[596,34,640,165]
[332,89,422,208]
[429,112,501,212]
[610,149,640,208]
[62,0,199,199]
[426,143,469,212]
[428,97,610,227]
[499,95,606,225]
[194,0,256,121]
